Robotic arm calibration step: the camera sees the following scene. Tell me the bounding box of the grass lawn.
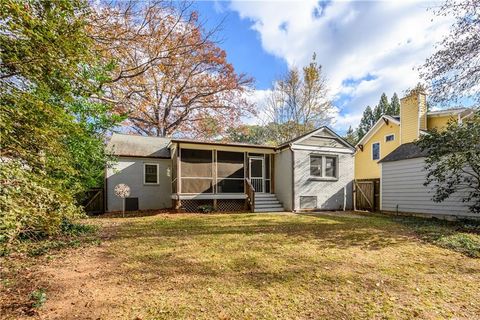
[1,212,479,319]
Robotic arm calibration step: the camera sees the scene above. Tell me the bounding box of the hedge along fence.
[0,162,83,248]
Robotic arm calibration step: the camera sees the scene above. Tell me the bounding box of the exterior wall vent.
[125,197,139,211]
[300,196,317,209]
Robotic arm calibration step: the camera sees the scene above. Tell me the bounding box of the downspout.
[290,145,295,212]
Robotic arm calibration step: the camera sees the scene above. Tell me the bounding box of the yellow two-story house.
[354,91,473,180]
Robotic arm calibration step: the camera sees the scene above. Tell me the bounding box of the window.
[144,163,159,184]
[310,155,338,179]
[372,142,380,160]
[325,157,337,178]
[310,155,323,177]
[385,134,395,142]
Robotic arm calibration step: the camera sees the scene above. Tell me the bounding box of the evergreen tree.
[390,93,400,115]
[356,105,375,141]
[355,92,401,141]
[376,93,391,117]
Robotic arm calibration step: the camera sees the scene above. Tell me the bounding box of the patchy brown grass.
[1,212,479,319]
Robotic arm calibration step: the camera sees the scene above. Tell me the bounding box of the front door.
[249,157,264,193]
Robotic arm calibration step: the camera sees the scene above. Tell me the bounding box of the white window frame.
[144,163,160,185]
[309,154,339,180]
[385,134,395,142]
[372,142,380,161]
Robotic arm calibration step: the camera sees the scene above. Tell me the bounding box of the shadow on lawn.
[113,213,409,251]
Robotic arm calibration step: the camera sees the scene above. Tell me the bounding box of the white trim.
[385,133,395,142]
[249,156,265,192]
[356,116,400,148]
[371,142,380,161]
[309,153,339,180]
[287,127,355,151]
[291,145,353,154]
[427,109,467,116]
[172,193,247,200]
[143,163,160,185]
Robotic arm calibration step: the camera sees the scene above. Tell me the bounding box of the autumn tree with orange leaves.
[89,1,254,138]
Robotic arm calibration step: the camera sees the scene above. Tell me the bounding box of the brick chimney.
[400,90,427,144]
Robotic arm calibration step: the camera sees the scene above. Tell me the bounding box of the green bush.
[0,162,83,247]
[197,205,215,214]
[30,288,47,308]
[435,233,480,258]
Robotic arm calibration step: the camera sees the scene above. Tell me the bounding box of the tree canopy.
[420,0,480,107]
[263,54,334,145]
[89,1,254,139]
[354,92,401,143]
[0,0,121,246]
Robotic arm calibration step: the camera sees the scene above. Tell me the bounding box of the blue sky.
[192,1,453,134]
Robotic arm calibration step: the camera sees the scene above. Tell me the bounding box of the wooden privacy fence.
[353,179,380,211]
[82,188,104,215]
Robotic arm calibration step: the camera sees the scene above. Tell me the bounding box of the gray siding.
[106,157,172,212]
[274,148,293,211]
[293,149,354,211]
[381,158,475,217]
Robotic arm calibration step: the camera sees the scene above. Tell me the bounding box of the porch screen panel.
[180,149,213,177]
[181,179,213,194]
[217,151,244,178]
[180,148,213,193]
[216,179,244,193]
[217,151,244,193]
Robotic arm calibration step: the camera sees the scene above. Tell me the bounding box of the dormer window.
[385,134,395,142]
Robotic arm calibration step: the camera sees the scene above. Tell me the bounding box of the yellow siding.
[354,123,400,179]
[427,115,457,131]
[400,94,420,143]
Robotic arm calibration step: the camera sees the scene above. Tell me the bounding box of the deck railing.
[245,178,255,212]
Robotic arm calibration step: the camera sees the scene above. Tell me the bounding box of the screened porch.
[170,141,275,211]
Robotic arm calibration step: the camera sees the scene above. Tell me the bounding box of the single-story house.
[105,127,355,213]
[379,143,476,219]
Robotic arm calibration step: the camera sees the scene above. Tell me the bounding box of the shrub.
[30,288,47,308]
[0,162,83,247]
[197,205,215,214]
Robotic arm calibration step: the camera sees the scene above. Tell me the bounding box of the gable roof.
[277,126,355,150]
[107,133,171,158]
[356,115,401,147]
[378,142,429,163]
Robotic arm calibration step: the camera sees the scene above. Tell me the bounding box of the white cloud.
[229,0,452,131]
[241,89,272,125]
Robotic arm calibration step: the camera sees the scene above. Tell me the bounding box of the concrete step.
[253,193,284,212]
[255,200,282,205]
[254,207,286,213]
[255,194,277,199]
[255,203,283,209]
